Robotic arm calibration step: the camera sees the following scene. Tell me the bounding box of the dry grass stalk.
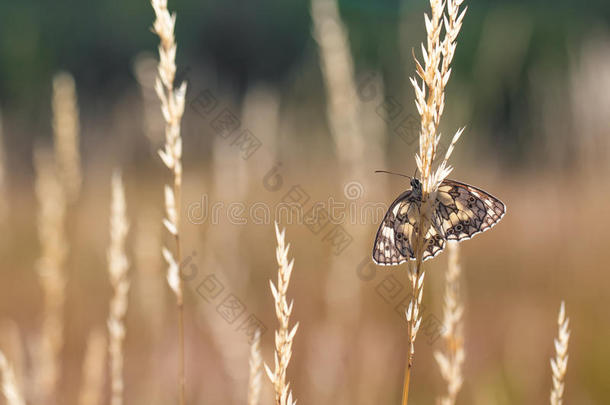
[311,0,365,317]
[248,329,263,405]
[78,329,106,405]
[107,171,130,405]
[550,301,570,405]
[33,148,67,405]
[434,241,465,405]
[310,0,364,168]
[404,1,467,403]
[264,223,299,405]
[0,351,25,405]
[410,0,466,195]
[0,321,25,400]
[198,114,252,398]
[52,71,82,202]
[150,0,188,403]
[311,3,377,401]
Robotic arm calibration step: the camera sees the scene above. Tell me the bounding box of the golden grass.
[265,223,299,405]
[0,2,600,404]
[410,0,467,194]
[550,301,570,405]
[310,2,372,400]
[150,0,188,403]
[434,241,465,405]
[0,350,24,405]
[33,148,67,405]
[52,71,82,202]
[311,0,364,167]
[402,0,467,403]
[107,171,130,405]
[248,329,263,405]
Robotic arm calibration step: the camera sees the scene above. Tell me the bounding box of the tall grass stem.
[150,1,188,403]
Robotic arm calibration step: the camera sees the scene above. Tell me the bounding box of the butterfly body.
[372,178,505,266]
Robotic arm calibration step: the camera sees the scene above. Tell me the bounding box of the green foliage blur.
[0,0,609,162]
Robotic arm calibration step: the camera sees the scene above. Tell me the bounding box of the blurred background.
[0,0,609,404]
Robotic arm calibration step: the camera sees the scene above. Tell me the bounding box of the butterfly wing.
[435,179,506,241]
[422,220,446,260]
[373,189,446,265]
[372,191,413,265]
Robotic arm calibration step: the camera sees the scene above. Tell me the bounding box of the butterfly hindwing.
[436,179,506,241]
[423,219,446,260]
[373,189,446,264]
[372,191,414,265]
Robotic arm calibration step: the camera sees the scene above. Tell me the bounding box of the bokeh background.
[0,0,609,404]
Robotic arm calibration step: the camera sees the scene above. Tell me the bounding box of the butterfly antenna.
[374,170,412,179]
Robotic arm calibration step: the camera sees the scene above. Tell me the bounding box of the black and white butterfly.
[372,177,506,266]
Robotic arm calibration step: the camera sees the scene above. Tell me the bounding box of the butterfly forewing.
[436,179,505,241]
[372,178,505,265]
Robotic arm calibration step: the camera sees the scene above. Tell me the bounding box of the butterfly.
[372,177,506,266]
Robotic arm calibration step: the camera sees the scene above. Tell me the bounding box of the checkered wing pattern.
[372,191,414,266]
[372,189,446,265]
[435,179,506,241]
[372,178,506,266]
